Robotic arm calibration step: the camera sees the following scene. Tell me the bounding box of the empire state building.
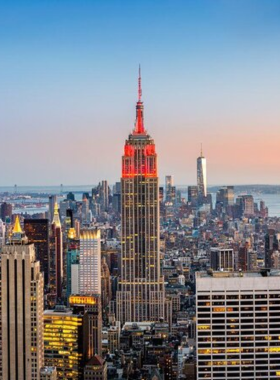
[117,70,165,323]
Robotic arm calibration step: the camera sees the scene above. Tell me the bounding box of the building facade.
[49,203,63,305]
[196,270,280,379]
[117,71,165,323]
[79,229,101,295]
[197,148,207,204]
[0,217,44,380]
[44,306,89,380]
[210,247,235,271]
[24,218,49,286]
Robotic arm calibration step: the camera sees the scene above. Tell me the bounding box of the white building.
[79,228,101,295]
[196,270,280,379]
[197,148,207,201]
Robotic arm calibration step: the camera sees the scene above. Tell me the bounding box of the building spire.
[52,202,61,228]
[134,66,145,134]
[13,215,23,234]
[138,65,142,101]
[200,143,203,157]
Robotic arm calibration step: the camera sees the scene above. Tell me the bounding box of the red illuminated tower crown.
[122,68,157,179]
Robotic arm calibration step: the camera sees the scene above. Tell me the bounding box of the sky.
[0,0,280,186]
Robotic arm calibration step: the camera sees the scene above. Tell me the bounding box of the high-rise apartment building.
[0,217,44,380]
[197,147,207,204]
[196,270,280,380]
[79,229,101,295]
[24,218,49,286]
[117,70,165,323]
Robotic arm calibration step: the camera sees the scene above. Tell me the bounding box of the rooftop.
[197,269,280,279]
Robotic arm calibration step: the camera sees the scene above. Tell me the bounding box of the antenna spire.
[201,143,203,157]
[138,65,142,101]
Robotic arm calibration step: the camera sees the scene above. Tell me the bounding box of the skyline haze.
[1,0,280,185]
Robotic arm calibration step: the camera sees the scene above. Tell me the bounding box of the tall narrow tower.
[197,145,207,204]
[117,69,165,323]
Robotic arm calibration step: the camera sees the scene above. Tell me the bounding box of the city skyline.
[1,1,280,185]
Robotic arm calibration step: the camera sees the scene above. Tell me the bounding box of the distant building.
[188,186,198,206]
[237,195,255,217]
[0,217,44,380]
[48,195,57,223]
[197,147,207,204]
[0,202,12,222]
[216,186,234,208]
[67,192,75,201]
[210,247,234,271]
[24,218,49,286]
[165,175,174,202]
[100,180,109,211]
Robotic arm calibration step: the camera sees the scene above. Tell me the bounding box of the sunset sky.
[1,0,280,185]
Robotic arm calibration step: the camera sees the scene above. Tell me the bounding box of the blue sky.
[1,0,280,185]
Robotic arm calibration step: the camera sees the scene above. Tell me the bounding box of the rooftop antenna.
[138,64,142,101]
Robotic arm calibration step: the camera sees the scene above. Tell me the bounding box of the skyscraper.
[117,69,165,323]
[44,305,89,380]
[77,228,102,356]
[101,256,111,311]
[24,218,49,286]
[165,175,174,202]
[48,195,57,223]
[49,203,63,304]
[0,216,44,380]
[197,146,207,204]
[79,229,101,295]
